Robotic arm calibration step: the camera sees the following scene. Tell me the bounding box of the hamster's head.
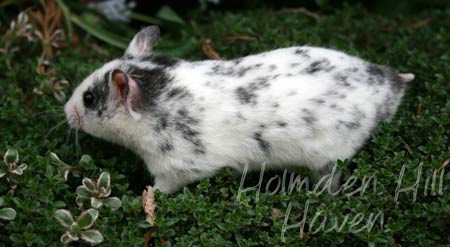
[64,26,161,142]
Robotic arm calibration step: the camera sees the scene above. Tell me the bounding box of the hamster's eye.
[83,91,95,108]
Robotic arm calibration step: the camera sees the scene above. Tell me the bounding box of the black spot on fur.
[365,63,387,86]
[159,141,174,153]
[123,54,179,67]
[311,98,326,104]
[235,87,255,104]
[334,73,352,87]
[336,106,366,130]
[254,76,271,88]
[174,108,206,155]
[269,65,277,71]
[166,87,190,99]
[301,109,317,125]
[127,66,173,109]
[291,63,301,67]
[155,111,170,132]
[88,73,111,113]
[146,55,179,67]
[295,48,310,58]
[235,77,271,105]
[233,58,243,65]
[367,63,384,77]
[303,59,336,74]
[330,103,344,112]
[254,131,270,155]
[336,120,361,130]
[237,65,258,77]
[208,63,263,77]
[272,102,279,108]
[277,121,287,127]
[122,54,134,60]
[236,112,246,120]
[287,90,297,96]
[190,168,202,174]
[384,66,407,93]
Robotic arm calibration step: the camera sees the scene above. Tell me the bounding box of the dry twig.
[142,186,156,225]
[408,18,432,29]
[270,7,320,19]
[202,39,221,60]
[221,35,257,43]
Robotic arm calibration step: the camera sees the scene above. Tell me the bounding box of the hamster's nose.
[72,106,80,122]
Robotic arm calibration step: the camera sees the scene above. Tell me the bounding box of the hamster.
[64,26,414,194]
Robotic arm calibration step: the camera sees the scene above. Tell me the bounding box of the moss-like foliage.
[0,5,449,246]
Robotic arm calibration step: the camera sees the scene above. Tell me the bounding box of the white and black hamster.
[64,26,414,193]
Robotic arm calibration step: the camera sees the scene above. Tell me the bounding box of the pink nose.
[72,105,80,122]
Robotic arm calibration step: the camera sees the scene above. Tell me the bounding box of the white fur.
[65,28,412,194]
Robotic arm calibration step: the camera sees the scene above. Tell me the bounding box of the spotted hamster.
[64,26,414,193]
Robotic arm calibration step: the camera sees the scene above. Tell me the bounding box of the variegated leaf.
[103,197,121,210]
[77,209,98,229]
[80,230,104,244]
[82,178,96,192]
[96,172,110,191]
[54,209,74,227]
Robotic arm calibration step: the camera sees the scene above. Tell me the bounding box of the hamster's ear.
[111,69,142,120]
[124,26,160,58]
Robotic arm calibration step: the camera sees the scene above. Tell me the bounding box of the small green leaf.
[77,209,98,229]
[76,196,87,208]
[137,220,153,229]
[66,230,79,241]
[156,5,185,25]
[80,230,104,244]
[60,232,74,244]
[99,186,111,197]
[12,164,27,175]
[97,172,110,191]
[79,155,93,166]
[0,170,6,178]
[0,197,3,206]
[4,148,19,164]
[0,207,16,220]
[103,197,121,210]
[49,152,63,164]
[82,178,96,192]
[54,209,74,227]
[76,186,94,198]
[90,197,103,209]
[53,201,66,208]
[17,163,28,171]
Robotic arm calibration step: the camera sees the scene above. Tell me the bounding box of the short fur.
[65,26,414,193]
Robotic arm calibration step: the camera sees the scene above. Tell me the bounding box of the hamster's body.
[65,27,414,193]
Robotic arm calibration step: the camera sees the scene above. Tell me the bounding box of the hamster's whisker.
[45,119,68,138]
[64,128,72,147]
[75,127,81,157]
[28,110,64,119]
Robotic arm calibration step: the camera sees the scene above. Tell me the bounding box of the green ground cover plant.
[0,3,449,246]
